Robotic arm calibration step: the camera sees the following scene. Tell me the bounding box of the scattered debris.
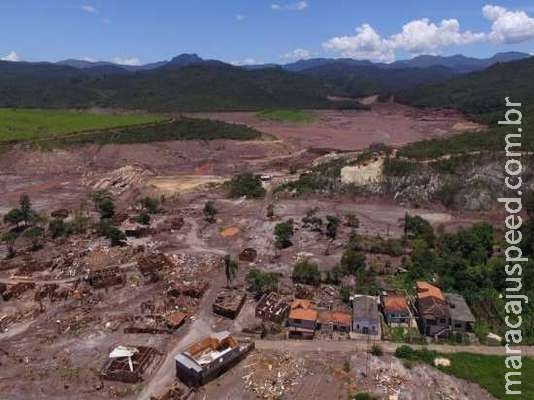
[255,292,290,324]
[101,345,160,383]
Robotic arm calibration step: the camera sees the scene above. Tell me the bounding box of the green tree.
[3,208,24,226]
[292,260,321,286]
[97,197,115,220]
[136,211,151,225]
[107,227,126,246]
[326,215,340,240]
[274,220,294,249]
[1,231,17,258]
[49,218,66,238]
[23,226,43,251]
[203,201,218,224]
[19,194,34,226]
[224,254,238,288]
[90,189,112,211]
[139,196,160,214]
[340,248,366,275]
[228,172,266,198]
[246,268,279,295]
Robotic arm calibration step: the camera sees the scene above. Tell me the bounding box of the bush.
[139,196,160,213]
[274,220,294,249]
[340,248,366,275]
[352,393,377,400]
[136,212,151,225]
[394,345,416,359]
[246,268,279,295]
[49,218,67,238]
[370,344,383,356]
[228,172,266,198]
[292,260,321,286]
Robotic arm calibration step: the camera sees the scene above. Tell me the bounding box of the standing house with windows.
[416,282,450,338]
[382,292,411,325]
[287,299,318,338]
[446,293,475,333]
[351,295,380,337]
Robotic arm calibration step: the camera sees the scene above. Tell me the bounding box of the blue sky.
[1,1,533,65]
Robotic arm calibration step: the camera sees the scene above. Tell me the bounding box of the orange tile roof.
[289,299,318,321]
[319,311,351,326]
[416,281,444,301]
[383,294,409,313]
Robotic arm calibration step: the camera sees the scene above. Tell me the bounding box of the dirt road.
[253,338,534,357]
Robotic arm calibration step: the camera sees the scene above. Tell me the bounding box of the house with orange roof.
[381,292,411,325]
[317,310,352,333]
[416,281,449,338]
[287,299,318,338]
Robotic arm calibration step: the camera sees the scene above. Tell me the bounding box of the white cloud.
[391,18,485,54]
[231,58,259,66]
[1,50,20,62]
[271,1,307,11]
[236,14,246,21]
[81,4,98,14]
[101,18,112,25]
[112,57,141,66]
[323,24,395,62]
[323,17,485,62]
[483,4,534,44]
[282,48,312,60]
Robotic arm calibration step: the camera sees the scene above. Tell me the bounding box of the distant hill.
[400,56,534,121]
[297,63,457,97]
[0,60,346,111]
[0,52,531,112]
[389,52,530,73]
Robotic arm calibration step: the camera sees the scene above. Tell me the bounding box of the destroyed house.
[416,282,450,338]
[175,331,253,387]
[167,280,209,299]
[287,299,318,337]
[2,282,35,301]
[255,292,290,324]
[382,292,411,325]
[352,295,380,336]
[212,289,246,319]
[86,267,125,289]
[101,345,160,383]
[446,293,475,333]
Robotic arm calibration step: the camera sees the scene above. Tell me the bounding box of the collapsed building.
[2,282,36,301]
[175,331,254,387]
[101,345,161,383]
[212,289,246,319]
[255,292,290,324]
[86,266,125,289]
[167,280,209,299]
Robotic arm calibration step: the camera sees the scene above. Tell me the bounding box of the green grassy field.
[258,109,316,123]
[0,108,164,142]
[396,347,534,399]
[439,353,534,399]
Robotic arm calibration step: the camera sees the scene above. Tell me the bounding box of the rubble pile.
[242,353,307,399]
[86,165,155,196]
[137,252,175,281]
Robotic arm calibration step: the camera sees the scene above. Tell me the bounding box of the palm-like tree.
[224,254,238,288]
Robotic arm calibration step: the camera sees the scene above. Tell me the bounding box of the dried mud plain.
[0,103,499,400]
